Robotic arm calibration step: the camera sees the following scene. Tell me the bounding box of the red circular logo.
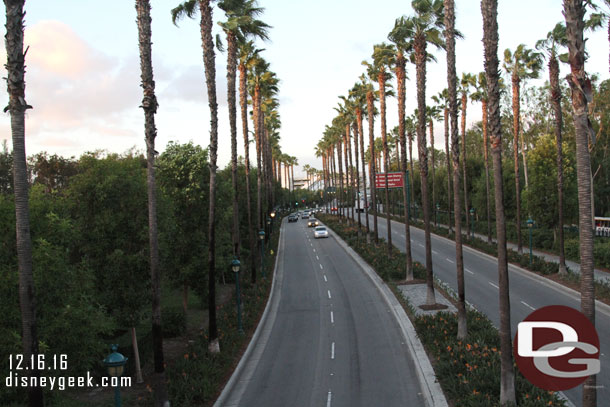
[513,305,600,391]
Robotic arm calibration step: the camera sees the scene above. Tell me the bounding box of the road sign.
[375,172,404,189]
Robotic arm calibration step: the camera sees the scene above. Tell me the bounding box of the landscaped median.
[318,214,567,407]
[164,219,281,407]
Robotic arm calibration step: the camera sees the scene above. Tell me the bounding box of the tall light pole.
[258,230,266,279]
[527,218,534,266]
[231,258,243,333]
[469,208,475,239]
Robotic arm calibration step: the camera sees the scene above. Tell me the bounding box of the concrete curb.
[213,219,285,407]
[327,226,449,407]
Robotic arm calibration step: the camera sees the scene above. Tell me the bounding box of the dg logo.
[513,305,600,391]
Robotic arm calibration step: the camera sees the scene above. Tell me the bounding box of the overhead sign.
[375,172,404,189]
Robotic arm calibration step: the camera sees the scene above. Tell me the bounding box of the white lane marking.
[324,275,328,282]
[432,250,438,255]
[328,290,332,299]
[320,264,323,270]
[418,243,424,248]
[316,255,320,260]
[310,243,313,246]
[465,268,474,275]
[446,258,454,264]
[489,282,499,289]
[521,301,535,311]
[330,311,334,324]
[331,342,335,359]
[327,391,332,407]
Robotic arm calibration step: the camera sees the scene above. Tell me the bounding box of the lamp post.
[469,208,475,239]
[527,218,534,266]
[270,211,276,234]
[258,230,266,279]
[435,203,440,227]
[103,345,127,407]
[231,258,243,333]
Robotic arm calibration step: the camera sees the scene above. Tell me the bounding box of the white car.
[314,226,329,239]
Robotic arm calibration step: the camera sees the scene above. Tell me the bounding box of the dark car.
[288,214,298,223]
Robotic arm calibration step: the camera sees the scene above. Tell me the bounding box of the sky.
[0,0,608,179]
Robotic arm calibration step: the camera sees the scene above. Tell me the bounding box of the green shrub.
[162,306,187,338]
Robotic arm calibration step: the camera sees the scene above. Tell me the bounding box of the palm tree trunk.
[409,132,415,219]
[444,107,453,234]
[512,72,523,253]
[461,93,469,237]
[564,1,596,404]
[254,85,262,231]
[337,139,345,221]
[198,0,220,354]
[482,0,516,403]
[239,62,257,283]
[415,38,435,305]
[445,0,466,339]
[136,0,169,401]
[396,54,413,278]
[367,91,378,242]
[353,122,362,231]
[379,71,392,255]
[430,118,437,227]
[348,128,355,222]
[4,1,44,405]
[357,109,370,236]
[226,31,240,259]
[483,100,492,243]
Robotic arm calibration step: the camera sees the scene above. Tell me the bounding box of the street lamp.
[435,203,440,227]
[103,345,127,407]
[258,230,266,279]
[231,258,243,333]
[527,218,534,266]
[469,208,475,239]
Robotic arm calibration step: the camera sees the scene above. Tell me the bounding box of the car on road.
[301,211,310,219]
[307,218,319,227]
[288,214,298,223]
[314,226,329,238]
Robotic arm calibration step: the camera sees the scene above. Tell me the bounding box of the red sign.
[375,172,404,188]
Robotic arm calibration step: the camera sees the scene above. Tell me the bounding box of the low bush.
[162,306,186,338]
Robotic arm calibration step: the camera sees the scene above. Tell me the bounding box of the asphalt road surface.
[363,212,609,405]
[234,217,425,407]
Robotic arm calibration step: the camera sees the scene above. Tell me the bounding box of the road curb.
[327,226,449,407]
[213,219,285,407]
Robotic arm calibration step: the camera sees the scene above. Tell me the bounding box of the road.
[225,218,425,407]
[363,212,609,405]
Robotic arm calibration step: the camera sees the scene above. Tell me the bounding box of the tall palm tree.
[136,1,168,404]
[4,1,44,405]
[403,0,445,305]
[432,89,452,234]
[536,23,569,275]
[503,44,542,254]
[426,105,442,226]
[219,0,270,262]
[406,114,417,217]
[389,16,415,277]
[349,81,370,235]
[459,72,475,236]
[563,1,597,405]
[481,0,516,403]
[371,43,396,255]
[470,72,493,243]
[444,0,466,340]
[360,70,379,242]
[238,40,261,283]
[172,0,221,354]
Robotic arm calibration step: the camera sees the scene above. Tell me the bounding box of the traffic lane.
[372,214,609,404]
[239,219,326,407]
[309,221,425,407]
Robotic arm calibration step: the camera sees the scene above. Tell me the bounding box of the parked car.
[314,226,329,238]
[288,214,298,223]
[307,218,319,227]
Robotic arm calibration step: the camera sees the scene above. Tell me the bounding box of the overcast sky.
[0,0,608,178]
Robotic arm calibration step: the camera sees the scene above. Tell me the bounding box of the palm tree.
[360,70,379,242]
[389,16,415,278]
[172,0,221,354]
[406,114,417,217]
[470,72,493,243]
[563,1,597,405]
[432,89,452,234]
[481,0,516,403]
[371,42,396,255]
[349,81,370,235]
[503,44,543,254]
[136,0,168,403]
[4,1,44,405]
[459,72,475,236]
[219,0,270,263]
[426,105,442,226]
[238,40,261,283]
[536,23,569,275]
[403,0,445,305]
